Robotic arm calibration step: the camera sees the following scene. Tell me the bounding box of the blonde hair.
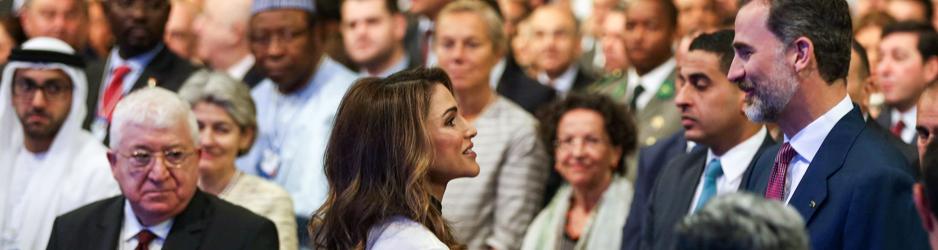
[437,0,507,55]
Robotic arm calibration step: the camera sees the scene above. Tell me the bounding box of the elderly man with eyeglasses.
[46,87,278,250]
[0,37,120,250]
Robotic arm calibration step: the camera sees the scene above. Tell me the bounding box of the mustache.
[25,109,50,119]
[735,79,754,90]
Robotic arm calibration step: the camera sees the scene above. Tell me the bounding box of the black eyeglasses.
[12,79,72,99]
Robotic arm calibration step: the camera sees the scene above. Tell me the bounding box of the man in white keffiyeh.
[0,37,119,250]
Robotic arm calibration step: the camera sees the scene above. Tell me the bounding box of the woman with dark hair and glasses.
[523,93,638,250]
[311,68,478,249]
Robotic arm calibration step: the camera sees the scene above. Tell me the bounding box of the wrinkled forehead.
[115,122,196,150]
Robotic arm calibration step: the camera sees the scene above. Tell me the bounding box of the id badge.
[260,149,281,178]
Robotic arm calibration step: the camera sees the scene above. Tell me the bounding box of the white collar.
[489,57,507,88]
[626,58,676,108]
[537,65,578,94]
[890,106,917,127]
[121,200,174,243]
[361,55,410,78]
[784,95,854,162]
[226,55,256,80]
[707,126,768,182]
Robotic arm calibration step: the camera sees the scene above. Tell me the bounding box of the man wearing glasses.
[242,1,357,246]
[47,87,278,249]
[0,37,120,250]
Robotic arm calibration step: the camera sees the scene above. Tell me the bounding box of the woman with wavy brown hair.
[310,68,479,249]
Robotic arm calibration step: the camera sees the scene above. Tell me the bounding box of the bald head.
[529,5,580,78]
[918,84,938,164]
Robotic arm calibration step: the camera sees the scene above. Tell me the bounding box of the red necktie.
[765,143,797,200]
[99,65,132,122]
[891,120,905,137]
[135,230,155,250]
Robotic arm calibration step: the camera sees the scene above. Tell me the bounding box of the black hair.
[742,0,853,84]
[689,29,736,74]
[882,21,938,62]
[851,39,871,80]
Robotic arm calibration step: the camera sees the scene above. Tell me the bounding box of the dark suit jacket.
[403,14,426,67]
[496,56,557,114]
[83,45,199,129]
[571,68,597,93]
[744,107,928,250]
[867,115,920,178]
[47,190,278,250]
[641,132,775,250]
[243,63,266,88]
[620,131,688,250]
[875,106,919,146]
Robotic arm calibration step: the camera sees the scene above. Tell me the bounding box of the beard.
[742,60,798,123]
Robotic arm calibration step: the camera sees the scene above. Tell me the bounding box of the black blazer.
[641,132,776,250]
[867,115,920,178]
[242,63,266,88]
[47,190,279,250]
[496,57,557,114]
[744,106,928,249]
[620,131,688,250]
[571,68,597,93]
[83,45,199,129]
[875,106,919,145]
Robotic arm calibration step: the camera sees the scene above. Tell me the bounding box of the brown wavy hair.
[310,67,463,249]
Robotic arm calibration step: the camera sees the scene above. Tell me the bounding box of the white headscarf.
[0,37,119,250]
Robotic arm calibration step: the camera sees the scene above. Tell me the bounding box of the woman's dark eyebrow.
[442,106,458,118]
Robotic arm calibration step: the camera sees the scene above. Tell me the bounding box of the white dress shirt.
[890,107,917,144]
[537,65,578,95]
[360,55,410,78]
[226,55,256,81]
[688,127,768,213]
[118,201,173,250]
[626,58,676,110]
[784,96,854,203]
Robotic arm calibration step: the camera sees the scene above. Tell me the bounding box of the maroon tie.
[135,230,156,250]
[765,143,797,200]
[891,120,905,137]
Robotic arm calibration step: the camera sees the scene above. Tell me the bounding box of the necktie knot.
[135,229,155,250]
[765,143,797,200]
[704,159,724,180]
[630,84,645,111]
[694,159,724,211]
[891,120,905,137]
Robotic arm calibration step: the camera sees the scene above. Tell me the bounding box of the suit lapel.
[740,132,778,189]
[93,197,125,250]
[131,47,171,89]
[163,191,211,249]
[789,107,865,223]
[665,148,708,217]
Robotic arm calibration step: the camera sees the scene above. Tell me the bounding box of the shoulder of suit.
[54,195,123,224]
[206,193,275,227]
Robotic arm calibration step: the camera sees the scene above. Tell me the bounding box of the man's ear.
[923,56,938,84]
[791,37,814,73]
[914,184,936,232]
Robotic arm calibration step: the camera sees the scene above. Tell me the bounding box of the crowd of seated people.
[0,0,937,249]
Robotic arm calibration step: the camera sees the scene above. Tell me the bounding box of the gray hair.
[675,193,809,250]
[177,70,258,153]
[109,87,199,149]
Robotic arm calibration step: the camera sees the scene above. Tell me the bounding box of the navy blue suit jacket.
[744,106,928,249]
[620,131,689,250]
